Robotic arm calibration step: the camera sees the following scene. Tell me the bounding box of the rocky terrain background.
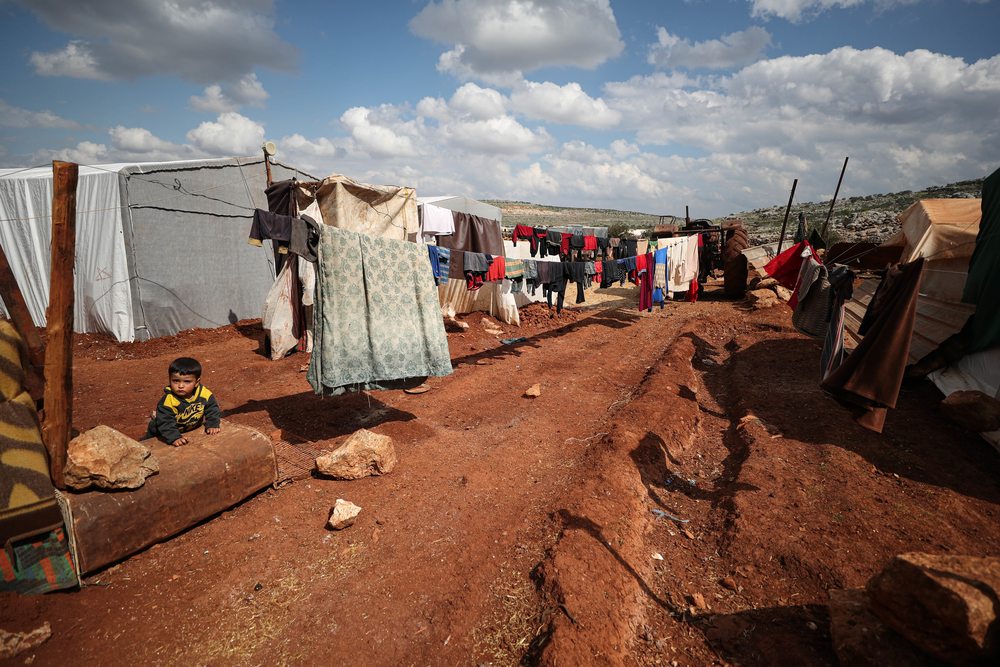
[488,176,984,246]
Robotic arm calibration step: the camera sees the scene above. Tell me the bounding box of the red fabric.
[583,235,597,250]
[560,233,571,255]
[686,278,699,302]
[485,255,506,282]
[636,253,647,272]
[594,261,602,274]
[763,241,821,290]
[512,224,534,246]
[639,253,654,311]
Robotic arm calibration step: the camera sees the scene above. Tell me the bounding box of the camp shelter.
[842,199,981,363]
[417,196,520,326]
[311,173,418,240]
[0,157,315,342]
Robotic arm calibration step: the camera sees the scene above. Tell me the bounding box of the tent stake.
[0,244,44,367]
[776,179,798,255]
[41,160,78,490]
[821,157,849,241]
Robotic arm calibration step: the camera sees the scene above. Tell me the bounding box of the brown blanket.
[435,212,504,279]
[820,258,924,433]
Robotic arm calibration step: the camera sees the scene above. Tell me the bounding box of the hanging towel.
[420,202,455,241]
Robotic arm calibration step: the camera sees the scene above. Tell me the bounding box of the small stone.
[525,384,542,397]
[682,529,695,540]
[316,429,397,480]
[720,577,738,591]
[0,622,51,659]
[691,592,707,609]
[941,390,1000,432]
[327,499,361,530]
[64,425,158,490]
[774,285,792,301]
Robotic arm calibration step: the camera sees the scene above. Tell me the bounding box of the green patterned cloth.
[308,225,453,396]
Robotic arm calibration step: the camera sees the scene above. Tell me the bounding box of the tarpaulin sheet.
[0,163,133,340]
[897,199,981,304]
[963,167,1000,352]
[314,174,417,241]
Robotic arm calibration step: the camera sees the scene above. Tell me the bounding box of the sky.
[1,0,998,217]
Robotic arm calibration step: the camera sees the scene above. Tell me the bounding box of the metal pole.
[41,160,78,490]
[821,157,849,240]
[776,179,798,255]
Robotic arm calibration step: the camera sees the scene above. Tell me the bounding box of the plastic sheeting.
[314,174,418,240]
[0,164,133,340]
[897,199,981,303]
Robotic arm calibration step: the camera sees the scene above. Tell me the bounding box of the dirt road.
[3,281,999,666]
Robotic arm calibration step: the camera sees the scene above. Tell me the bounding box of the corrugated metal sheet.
[843,278,975,363]
[742,242,780,274]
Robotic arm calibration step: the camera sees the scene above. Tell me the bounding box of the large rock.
[757,277,779,290]
[316,429,397,480]
[941,391,1000,432]
[327,499,361,530]
[64,426,159,490]
[746,289,779,310]
[867,552,1000,665]
[828,588,939,667]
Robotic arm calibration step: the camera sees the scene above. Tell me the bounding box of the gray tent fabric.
[119,158,315,340]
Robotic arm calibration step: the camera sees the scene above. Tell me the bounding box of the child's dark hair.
[169,357,202,378]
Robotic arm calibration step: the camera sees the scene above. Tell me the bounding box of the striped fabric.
[505,258,524,279]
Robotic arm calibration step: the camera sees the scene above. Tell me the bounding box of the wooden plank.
[40,160,77,490]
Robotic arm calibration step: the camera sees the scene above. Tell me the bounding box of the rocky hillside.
[487,177,984,245]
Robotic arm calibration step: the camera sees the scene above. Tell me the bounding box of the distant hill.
[486,176,984,245]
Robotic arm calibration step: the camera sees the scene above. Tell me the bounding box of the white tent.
[0,157,315,341]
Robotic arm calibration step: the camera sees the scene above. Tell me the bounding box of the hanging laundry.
[307,225,452,396]
[512,225,536,251]
[639,252,655,311]
[436,212,504,279]
[791,251,831,338]
[428,246,442,285]
[506,258,525,294]
[463,252,492,291]
[436,247,450,285]
[584,235,598,251]
[653,248,668,291]
[485,255,506,282]
[419,202,455,242]
[821,266,856,379]
[820,258,924,433]
[763,241,821,290]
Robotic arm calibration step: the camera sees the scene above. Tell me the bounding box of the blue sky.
[1,0,998,217]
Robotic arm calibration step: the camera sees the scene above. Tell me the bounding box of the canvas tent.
[0,157,315,341]
[842,199,981,363]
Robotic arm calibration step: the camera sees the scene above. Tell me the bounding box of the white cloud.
[189,74,270,112]
[410,0,624,82]
[23,0,297,84]
[186,112,266,155]
[280,134,348,159]
[0,99,97,130]
[448,83,507,119]
[440,115,553,154]
[748,0,920,23]
[508,81,621,128]
[340,106,422,159]
[648,27,772,70]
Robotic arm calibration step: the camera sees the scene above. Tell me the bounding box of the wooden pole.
[776,179,798,255]
[821,157,849,240]
[0,244,44,367]
[263,147,273,187]
[41,160,77,490]
[685,206,690,226]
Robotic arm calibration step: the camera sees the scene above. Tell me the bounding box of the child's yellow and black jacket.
[145,384,221,444]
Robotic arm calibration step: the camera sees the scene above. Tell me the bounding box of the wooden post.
[0,244,44,367]
[776,179,798,255]
[41,160,77,490]
[821,157,849,241]
[685,206,690,226]
[263,146,273,187]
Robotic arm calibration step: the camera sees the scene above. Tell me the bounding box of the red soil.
[2,281,999,666]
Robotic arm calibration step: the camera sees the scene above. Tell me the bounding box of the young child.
[144,357,221,446]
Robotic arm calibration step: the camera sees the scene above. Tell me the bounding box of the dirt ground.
[3,278,1000,666]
